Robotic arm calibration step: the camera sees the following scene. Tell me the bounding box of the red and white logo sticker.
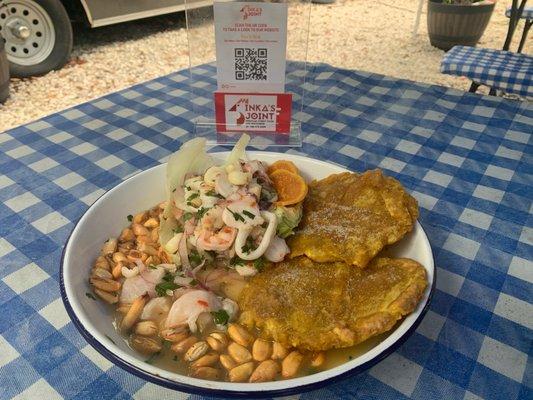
[240,5,262,20]
[214,92,292,133]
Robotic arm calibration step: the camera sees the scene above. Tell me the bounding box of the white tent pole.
[413,0,425,36]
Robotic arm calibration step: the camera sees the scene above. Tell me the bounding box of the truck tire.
[0,33,9,103]
[0,0,73,77]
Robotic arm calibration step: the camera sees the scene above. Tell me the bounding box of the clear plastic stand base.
[194,120,302,147]
[184,0,311,148]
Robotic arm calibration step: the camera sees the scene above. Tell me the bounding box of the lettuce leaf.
[166,137,214,195]
[224,134,250,166]
[273,203,303,238]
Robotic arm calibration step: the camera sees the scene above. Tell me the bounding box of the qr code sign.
[234,48,267,81]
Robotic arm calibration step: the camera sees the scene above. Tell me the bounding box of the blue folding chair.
[440,0,532,97]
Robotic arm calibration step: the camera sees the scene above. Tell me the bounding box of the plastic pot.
[427,0,495,51]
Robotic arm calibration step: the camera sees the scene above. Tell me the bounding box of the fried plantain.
[239,256,427,351]
[288,170,418,268]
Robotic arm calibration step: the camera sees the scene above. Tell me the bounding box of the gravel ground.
[0,0,530,132]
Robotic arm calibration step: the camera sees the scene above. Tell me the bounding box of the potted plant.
[427,0,496,51]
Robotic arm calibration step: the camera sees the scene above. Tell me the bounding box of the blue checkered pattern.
[441,46,533,97]
[506,6,533,19]
[0,62,532,400]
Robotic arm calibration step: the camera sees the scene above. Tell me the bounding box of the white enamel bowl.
[60,152,435,398]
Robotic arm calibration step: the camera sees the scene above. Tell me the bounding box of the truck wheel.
[0,0,73,77]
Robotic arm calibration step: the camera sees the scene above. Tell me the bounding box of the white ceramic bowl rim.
[60,152,436,398]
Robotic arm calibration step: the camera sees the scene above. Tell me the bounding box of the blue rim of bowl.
[59,164,437,399]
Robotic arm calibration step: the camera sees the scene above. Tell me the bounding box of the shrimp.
[193,206,236,251]
[165,289,222,332]
[196,226,237,251]
[198,206,224,231]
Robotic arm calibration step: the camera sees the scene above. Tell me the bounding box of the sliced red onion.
[264,236,290,262]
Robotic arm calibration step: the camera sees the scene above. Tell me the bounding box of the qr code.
[234,48,267,81]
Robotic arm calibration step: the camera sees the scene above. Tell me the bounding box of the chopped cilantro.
[241,237,255,254]
[155,272,178,296]
[196,207,209,219]
[228,208,245,222]
[187,193,199,201]
[173,226,183,234]
[242,210,255,219]
[190,279,199,286]
[155,281,178,296]
[230,256,246,266]
[127,214,133,222]
[189,250,203,266]
[148,264,157,269]
[211,309,230,325]
[205,189,224,199]
[254,257,265,271]
[187,192,200,205]
[163,340,171,350]
[183,212,194,222]
[348,355,353,360]
[85,292,97,300]
[185,186,192,191]
[172,188,176,193]
[162,272,174,282]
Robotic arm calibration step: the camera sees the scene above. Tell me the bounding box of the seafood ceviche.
[88,134,316,382]
[160,134,306,281]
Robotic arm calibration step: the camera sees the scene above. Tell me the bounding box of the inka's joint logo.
[228,98,248,126]
[240,5,262,20]
[227,97,278,127]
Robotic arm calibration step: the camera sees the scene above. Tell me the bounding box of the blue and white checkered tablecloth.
[441,46,533,97]
[0,62,532,400]
[506,6,533,19]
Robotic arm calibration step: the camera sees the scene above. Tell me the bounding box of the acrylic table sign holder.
[183,0,312,147]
